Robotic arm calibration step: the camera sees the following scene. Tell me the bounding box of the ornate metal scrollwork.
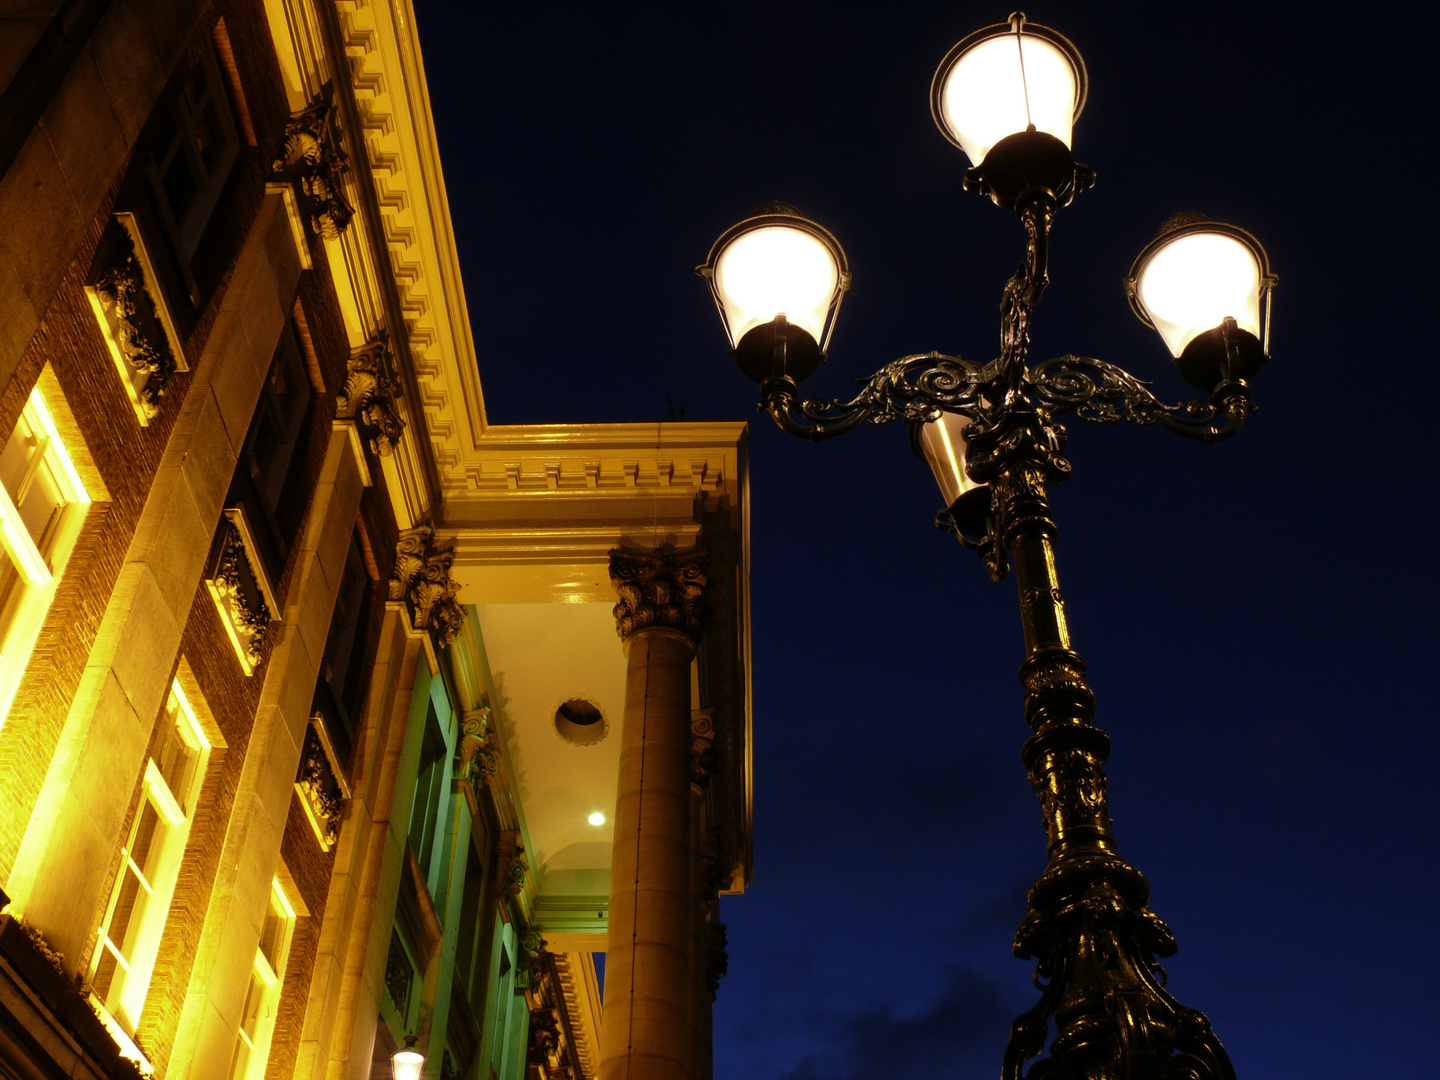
[1027,355,1250,443]
[271,84,355,239]
[745,178,1247,1080]
[389,525,463,649]
[761,352,983,442]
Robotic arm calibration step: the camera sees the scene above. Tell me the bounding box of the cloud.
[768,967,1014,1080]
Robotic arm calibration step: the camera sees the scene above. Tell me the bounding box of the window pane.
[155,694,199,815]
[259,904,283,974]
[0,415,34,500]
[17,461,65,553]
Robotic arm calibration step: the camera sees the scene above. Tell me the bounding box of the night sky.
[414,2,1438,1078]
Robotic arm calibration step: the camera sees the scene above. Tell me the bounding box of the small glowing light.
[588,812,606,826]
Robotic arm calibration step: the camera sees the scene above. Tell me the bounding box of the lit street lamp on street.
[699,13,1276,1080]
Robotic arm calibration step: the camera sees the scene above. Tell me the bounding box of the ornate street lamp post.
[699,13,1275,1080]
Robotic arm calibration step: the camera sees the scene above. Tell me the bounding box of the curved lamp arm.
[1027,354,1252,444]
[760,352,983,442]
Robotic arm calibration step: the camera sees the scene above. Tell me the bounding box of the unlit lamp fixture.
[392,1034,424,1080]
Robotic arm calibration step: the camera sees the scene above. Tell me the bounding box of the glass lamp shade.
[1126,214,1275,392]
[931,14,1087,167]
[699,203,850,381]
[392,1038,425,1080]
[911,412,990,536]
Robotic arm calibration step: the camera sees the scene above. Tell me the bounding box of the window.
[312,529,373,768]
[148,41,239,299]
[226,878,296,1080]
[234,323,313,582]
[0,387,91,725]
[89,681,210,1034]
[408,704,447,877]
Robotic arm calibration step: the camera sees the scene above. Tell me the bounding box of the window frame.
[146,40,240,301]
[87,680,211,1034]
[0,386,93,726]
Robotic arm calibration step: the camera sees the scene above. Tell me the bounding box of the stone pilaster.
[599,545,710,1080]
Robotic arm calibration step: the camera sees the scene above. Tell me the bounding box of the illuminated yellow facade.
[0,2,750,1078]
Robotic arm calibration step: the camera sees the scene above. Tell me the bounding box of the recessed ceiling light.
[588,812,606,826]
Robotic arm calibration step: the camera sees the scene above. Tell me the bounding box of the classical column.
[689,710,717,1080]
[600,545,710,1080]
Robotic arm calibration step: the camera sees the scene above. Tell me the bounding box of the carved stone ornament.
[705,921,728,994]
[89,226,178,420]
[691,708,717,788]
[609,544,710,643]
[389,525,463,649]
[336,333,405,456]
[295,717,350,851]
[458,706,501,787]
[497,830,528,898]
[205,516,274,675]
[271,84,355,239]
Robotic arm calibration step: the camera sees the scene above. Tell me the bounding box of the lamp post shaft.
[969,418,1235,1080]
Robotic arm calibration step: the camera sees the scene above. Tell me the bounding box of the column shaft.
[599,627,697,1080]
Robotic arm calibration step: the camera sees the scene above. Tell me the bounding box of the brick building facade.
[0,3,751,1079]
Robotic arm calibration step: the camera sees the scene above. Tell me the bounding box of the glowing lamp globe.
[392,1035,425,1080]
[931,13,1088,206]
[699,203,850,383]
[1126,213,1275,393]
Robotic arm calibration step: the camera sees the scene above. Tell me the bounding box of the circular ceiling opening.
[554,697,607,746]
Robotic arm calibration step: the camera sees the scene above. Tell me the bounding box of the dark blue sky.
[415,2,1440,1077]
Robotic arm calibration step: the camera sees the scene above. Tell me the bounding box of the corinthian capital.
[337,332,404,456]
[609,544,710,644]
[389,525,463,648]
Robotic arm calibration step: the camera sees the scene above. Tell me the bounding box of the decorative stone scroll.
[497,830,528,899]
[608,544,710,643]
[705,921,729,994]
[336,333,404,456]
[458,706,500,788]
[294,716,351,851]
[389,525,463,648]
[691,708,717,789]
[85,217,185,424]
[204,511,276,676]
[271,84,354,239]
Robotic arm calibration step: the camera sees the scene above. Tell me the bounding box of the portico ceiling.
[473,601,627,898]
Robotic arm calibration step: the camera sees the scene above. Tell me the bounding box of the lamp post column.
[966,412,1234,1080]
[601,545,711,1080]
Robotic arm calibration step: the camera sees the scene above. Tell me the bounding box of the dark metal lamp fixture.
[700,11,1277,1080]
[391,1034,425,1080]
